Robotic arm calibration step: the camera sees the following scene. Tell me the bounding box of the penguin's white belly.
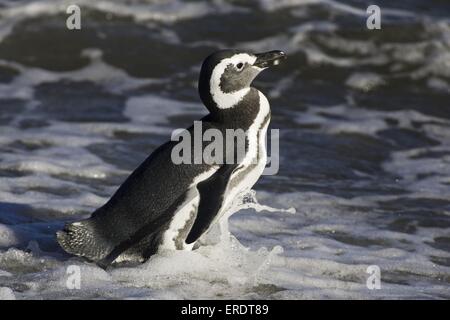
[158,194,198,251]
[158,168,218,251]
[221,119,269,216]
[219,91,271,218]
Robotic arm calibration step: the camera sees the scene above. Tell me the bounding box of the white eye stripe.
[210,54,257,109]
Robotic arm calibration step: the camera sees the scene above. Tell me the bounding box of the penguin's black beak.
[254,50,286,68]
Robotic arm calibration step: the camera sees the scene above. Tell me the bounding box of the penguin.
[56,49,286,267]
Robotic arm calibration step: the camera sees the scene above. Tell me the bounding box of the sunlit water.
[0,0,449,299]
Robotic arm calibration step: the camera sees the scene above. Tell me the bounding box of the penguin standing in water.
[57,49,286,267]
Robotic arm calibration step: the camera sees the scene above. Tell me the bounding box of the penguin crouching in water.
[56,49,286,268]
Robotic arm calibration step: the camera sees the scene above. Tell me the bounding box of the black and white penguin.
[56,49,286,267]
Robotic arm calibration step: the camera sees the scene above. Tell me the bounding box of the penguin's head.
[198,49,286,112]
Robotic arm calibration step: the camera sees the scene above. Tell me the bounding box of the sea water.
[0,0,449,299]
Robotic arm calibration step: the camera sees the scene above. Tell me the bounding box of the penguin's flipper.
[185,164,238,244]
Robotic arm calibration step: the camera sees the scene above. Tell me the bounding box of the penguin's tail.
[56,220,110,262]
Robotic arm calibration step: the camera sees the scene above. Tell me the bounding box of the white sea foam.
[0,286,16,300]
[295,104,450,137]
[258,0,416,19]
[0,189,448,299]
[0,48,160,102]
[346,72,385,91]
[124,94,204,131]
[0,0,246,42]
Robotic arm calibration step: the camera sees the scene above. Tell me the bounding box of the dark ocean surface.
[0,0,449,299]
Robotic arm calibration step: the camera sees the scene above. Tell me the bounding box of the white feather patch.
[209,53,257,109]
[159,167,219,251]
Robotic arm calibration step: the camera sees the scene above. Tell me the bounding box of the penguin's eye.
[236,62,244,70]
